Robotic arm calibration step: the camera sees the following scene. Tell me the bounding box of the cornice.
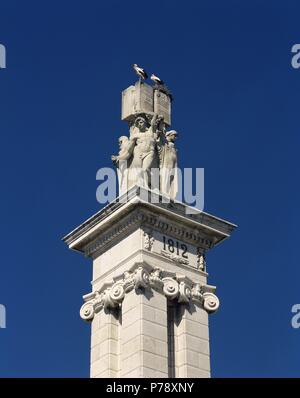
[62,186,237,254]
[84,208,219,258]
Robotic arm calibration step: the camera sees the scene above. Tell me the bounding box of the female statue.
[128,113,161,189]
[159,130,178,199]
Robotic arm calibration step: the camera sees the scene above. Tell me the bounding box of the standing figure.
[159,130,178,199]
[128,113,161,190]
[111,136,135,195]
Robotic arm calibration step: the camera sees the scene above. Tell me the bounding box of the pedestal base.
[63,186,236,378]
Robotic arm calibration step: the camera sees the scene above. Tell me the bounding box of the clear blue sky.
[0,0,299,377]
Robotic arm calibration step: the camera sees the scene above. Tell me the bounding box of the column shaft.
[90,309,120,377]
[120,289,169,377]
[174,303,210,378]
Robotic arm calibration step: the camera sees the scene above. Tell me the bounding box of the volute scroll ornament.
[178,281,192,303]
[134,266,150,290]
[79,264,220,320]
[162,277,179,300]
[203,292,220,313]
[109,283,125,303]
[80,301,95,321]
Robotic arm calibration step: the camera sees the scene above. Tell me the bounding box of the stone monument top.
[112,64,177,199]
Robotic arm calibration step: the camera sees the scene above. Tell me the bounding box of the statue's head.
[166,130,178,142]
[118,136,128,148]
[135,115,148,132]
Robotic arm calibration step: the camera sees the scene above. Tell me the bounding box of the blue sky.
[0,0,299,377]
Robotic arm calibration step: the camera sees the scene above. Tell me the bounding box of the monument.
[63,65,237,378]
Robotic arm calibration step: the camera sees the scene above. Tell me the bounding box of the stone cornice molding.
[85,209,215,258]
[79,263,219,321]
[62,186,237,255]
[85,211,142,257]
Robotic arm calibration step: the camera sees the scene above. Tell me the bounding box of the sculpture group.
[112,64,178,199]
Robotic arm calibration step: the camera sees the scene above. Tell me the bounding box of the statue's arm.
[150,113,158,134]
[152,114,165,136]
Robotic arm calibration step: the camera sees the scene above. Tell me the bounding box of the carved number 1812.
[163,236,188,258]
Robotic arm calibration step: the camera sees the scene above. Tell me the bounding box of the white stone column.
[120,288,169,378]
[90,309,120,378]
[174,303,210,378]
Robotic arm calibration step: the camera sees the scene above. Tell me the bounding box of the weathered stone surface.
[121,82,154,122]
[63,184,236,378]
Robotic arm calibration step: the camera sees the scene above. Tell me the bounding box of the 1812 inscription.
[162,236,188,259]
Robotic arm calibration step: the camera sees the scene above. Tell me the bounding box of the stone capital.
[79,262,220,321]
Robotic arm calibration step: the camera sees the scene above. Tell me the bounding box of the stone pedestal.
[63,186,236,378]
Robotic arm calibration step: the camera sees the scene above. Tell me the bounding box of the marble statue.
[112,72,178,199]
[159,130,178,199]
[111,136,135,195]
[128,113,162,190]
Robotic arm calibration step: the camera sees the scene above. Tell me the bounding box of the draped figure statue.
[111,136,135,195]
[158,130,178,199]
[112,113,178,199]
